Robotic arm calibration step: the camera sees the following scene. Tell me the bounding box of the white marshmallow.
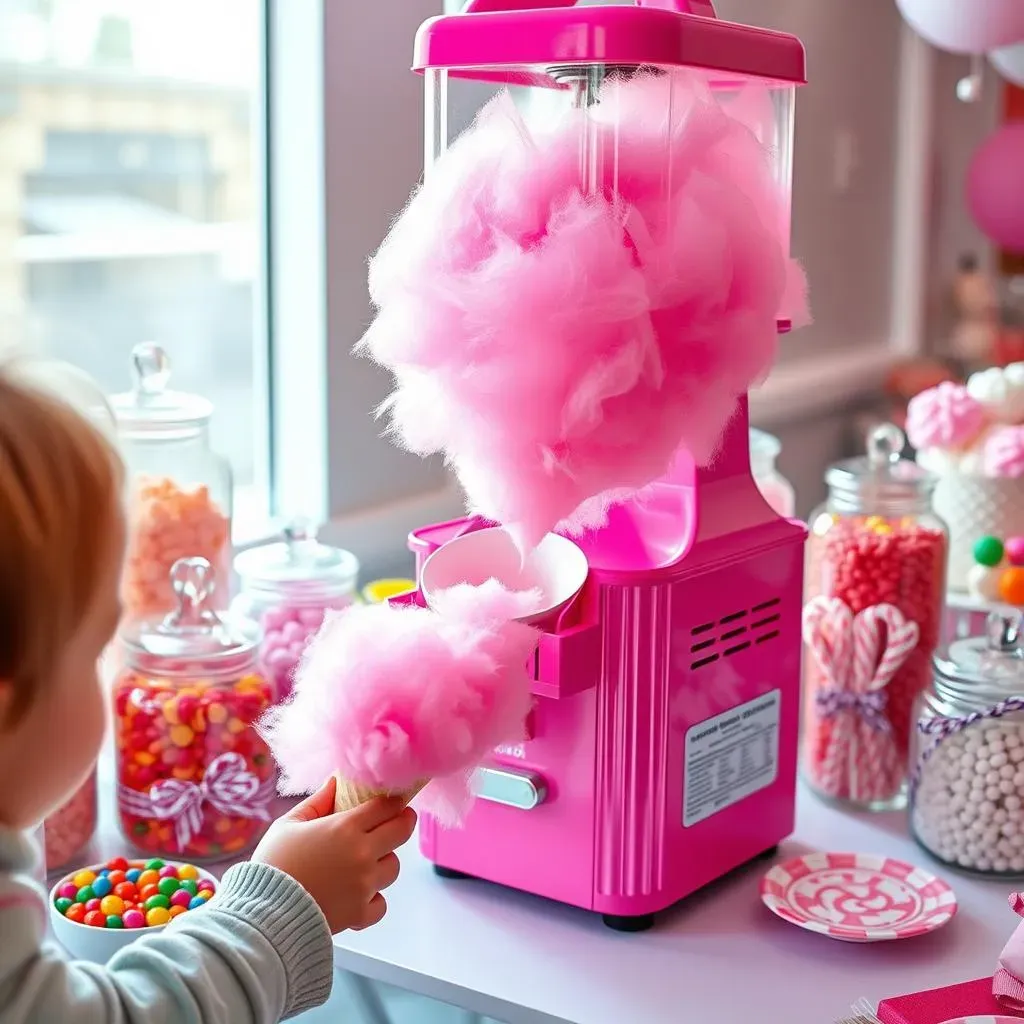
[915,446,965,478]
[967,364,1024,423]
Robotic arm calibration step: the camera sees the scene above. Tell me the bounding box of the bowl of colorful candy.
[50,857,217,963]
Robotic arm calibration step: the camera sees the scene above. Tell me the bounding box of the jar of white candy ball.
[910,611,1024,875]
[232,521,359,701]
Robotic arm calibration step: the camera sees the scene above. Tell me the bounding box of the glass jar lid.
[825,423,937,509]
[935,612,1024,702]
[109,343,213,437]
[233,520,359,598]
[121,558,259,677]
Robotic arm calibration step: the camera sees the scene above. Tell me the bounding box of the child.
[0,363,417,1022]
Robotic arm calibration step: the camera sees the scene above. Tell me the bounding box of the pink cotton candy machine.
[392,0,808,932]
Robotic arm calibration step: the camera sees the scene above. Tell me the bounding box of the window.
[1,0,269,539]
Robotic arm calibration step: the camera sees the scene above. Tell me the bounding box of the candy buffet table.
[330,787,1017,1024]
[84,749,1013,1024]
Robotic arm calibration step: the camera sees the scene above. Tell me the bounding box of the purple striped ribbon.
[815,688,891,734]
[910,695,1024,795]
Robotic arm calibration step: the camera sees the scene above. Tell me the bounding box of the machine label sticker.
[682,689,780,828]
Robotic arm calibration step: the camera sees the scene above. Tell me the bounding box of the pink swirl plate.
[760,851,958,943]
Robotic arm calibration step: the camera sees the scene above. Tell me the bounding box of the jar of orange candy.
[802,424,948,811]
[115,557,276,862]
[109,343,232,621]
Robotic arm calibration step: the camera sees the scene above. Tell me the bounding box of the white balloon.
[896,0,1024,55]
[991,43,1024,89]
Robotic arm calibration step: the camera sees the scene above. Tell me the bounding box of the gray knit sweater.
[0,828,334,1023]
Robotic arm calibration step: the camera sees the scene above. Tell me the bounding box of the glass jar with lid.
[750,428,796,517]
[232,521,359,701]
[109,343,232,620]
[114,558,276,862]
[802,423,948,810]
[911,612,1024,876]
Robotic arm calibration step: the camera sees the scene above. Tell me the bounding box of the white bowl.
[49,859,217,963]
[420,527,589,624]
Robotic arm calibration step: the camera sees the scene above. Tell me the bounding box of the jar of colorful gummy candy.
[109,343,232,621]
[802,423,948,811]
[750,428,796,518]
[232,521,358,701]
[910,612,1024,876]
[115,557,276,862]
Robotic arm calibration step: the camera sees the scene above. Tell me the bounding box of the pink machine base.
[401,399,806,931]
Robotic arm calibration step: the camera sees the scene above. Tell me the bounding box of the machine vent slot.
[691,654,719,669]
[688,598,782,669]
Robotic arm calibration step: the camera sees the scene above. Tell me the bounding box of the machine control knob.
[474,766,547,810]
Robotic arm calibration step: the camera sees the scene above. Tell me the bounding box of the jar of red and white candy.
[114,557,276,862]
[232,521,358,701]
[911,613,1024,876]
[108,344,232,622]
[802,423,948,810]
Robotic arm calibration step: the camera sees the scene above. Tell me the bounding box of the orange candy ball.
[137,870,160,890]
[999,567,1024,606]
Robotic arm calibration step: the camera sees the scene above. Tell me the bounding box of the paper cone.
[332,772,426,813]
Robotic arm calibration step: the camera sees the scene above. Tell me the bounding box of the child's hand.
[252,776,417,934]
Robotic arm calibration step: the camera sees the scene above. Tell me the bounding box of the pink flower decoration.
[906,382,985,451]
[984,426,1024,478]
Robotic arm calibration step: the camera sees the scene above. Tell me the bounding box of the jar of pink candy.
[232,522,359,701]
[108,344,232,622]
[43,770,97,872]
[750,428,795,517]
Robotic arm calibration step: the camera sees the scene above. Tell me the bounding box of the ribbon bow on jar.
[803,597,920,804]
[119,752,275,854]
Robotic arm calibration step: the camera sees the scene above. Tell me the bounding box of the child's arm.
[0,861,333,1023]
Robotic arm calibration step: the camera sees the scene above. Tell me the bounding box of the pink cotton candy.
[258,579,541,826]
[906,381,986,452]
[360,71,809,552]
[985,426,1024,478]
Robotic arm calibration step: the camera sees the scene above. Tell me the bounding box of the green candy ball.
[180,880,198,896]
[157,877,180,897]
[144,859,164,871]
[974,535,1005,567]
[54,897,73,915]
[76,886,95,903]
[106,915,124,928]
[144,894,171,911]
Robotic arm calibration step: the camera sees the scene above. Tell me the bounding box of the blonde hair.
[0,359,124,722]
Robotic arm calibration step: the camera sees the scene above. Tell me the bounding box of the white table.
[332,785,1017,1024]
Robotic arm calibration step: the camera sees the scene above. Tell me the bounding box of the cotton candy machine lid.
[413,0,807,87]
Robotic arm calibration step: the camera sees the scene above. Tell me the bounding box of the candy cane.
[803,597,855,798]
[847,605,919,804]
[857,603,920,692]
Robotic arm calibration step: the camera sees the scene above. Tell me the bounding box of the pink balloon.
[966,124,1024,253]
[896,0,1024,54]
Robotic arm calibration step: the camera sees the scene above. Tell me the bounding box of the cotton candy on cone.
[332,772,426,814]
